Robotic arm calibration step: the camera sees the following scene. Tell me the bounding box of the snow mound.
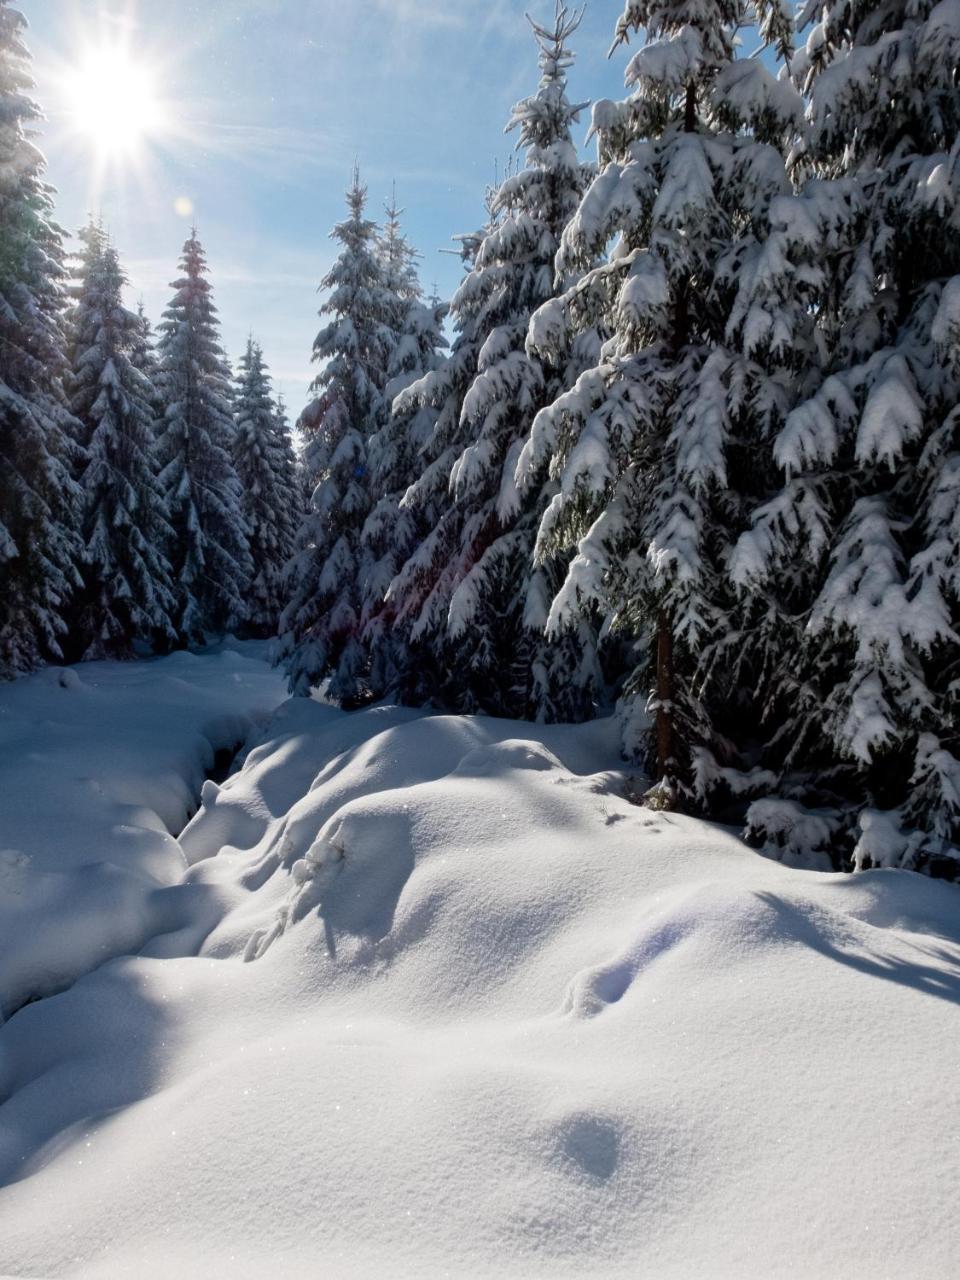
[1,680,959,1278]
[0,643,286,1016]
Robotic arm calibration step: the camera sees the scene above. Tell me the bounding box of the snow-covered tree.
[270,390,302,582]
[66,228,176,658]
[233,338,297,636]
[130,301,168,483]
[0,1,83,676]
[155,232,251,641]
[280,168,397,700]
[518,0,801,799]
[734,0,960,869]
[361,195,447,699]
[379,186,422,302]
[130,300,161,390]
[387,4,603,719]
[381,214,494,706]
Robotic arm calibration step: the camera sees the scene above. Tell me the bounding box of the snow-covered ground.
[0,641,287,1018]
[1,650,959,1278]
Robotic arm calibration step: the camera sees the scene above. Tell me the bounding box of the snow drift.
[0,642,286,1018]
[1,654,959,1278]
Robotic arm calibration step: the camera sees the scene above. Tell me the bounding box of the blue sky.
[25,1,630,411]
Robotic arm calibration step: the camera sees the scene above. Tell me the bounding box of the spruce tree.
[130,301,161,398]
[233,338,297,636]
[67,227,176,658]
[735,0,960,869]
[518,0,800,797]
[361,195,447,699]
[271,390,302,589]
[0,1,83,676]
[382,208,498,706]
[379,186,422,303]
[460,2,603,723]
[280,168,397,700]
[387,5,602,718]
[155,232,251,642]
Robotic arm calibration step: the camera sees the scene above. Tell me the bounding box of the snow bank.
[0,642,286,1017]
[1,674,959,1277]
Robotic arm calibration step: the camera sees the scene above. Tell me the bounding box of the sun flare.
[62,45,166,159]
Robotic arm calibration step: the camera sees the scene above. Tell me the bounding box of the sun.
[62,45,166,159]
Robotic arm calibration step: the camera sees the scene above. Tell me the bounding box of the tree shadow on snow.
[0,958,174,1189]
[755,891,960,1008]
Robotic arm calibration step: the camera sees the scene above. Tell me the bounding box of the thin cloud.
[369,0,467,27]
[189,120,354,177]
[170,117,481,195]
[367,0,519,36]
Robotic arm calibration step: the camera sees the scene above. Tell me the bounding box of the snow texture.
[0,642,285,1018]
[1,650,959,1278]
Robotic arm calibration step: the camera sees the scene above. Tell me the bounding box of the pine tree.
[468,2,603,723]
[387,5,603,719]
[280,168,397,700]
[735,0,960,870]
[130,301,169,507]
[361,194,447,699]
[0,1,84,676]
[66,227,176,658]
[271,390,302,587]
[517,0,801,798]
[233,338,297,636]
[382,207,498,707]
[155,232,251,642]
[379,186,422,303]
[130,300,161,392]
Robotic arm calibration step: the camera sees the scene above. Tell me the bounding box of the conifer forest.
[1,2,959,1276]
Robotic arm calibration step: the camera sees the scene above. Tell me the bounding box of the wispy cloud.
[368,0,468,28]
[185,119,354,179]
[167,116,481,195]
[367,0,521,37]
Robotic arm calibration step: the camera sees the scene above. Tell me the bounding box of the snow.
[932,274,960,347]
[624,26,705,93]
[855,354,924,467]
[1,649,959,1277]
[0,641,286,1018]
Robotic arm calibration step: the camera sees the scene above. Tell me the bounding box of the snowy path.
[1,654,960,1277]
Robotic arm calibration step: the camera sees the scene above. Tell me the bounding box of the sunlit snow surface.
[1,650,959,1278]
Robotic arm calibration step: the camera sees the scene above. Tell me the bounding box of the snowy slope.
[1,657,959,1278]
[0,642,287,1017]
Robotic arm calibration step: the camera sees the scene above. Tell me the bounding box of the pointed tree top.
[384,178,404,225]
[78,214,109,258]
[177,229,211,278]
[526,1,585,83]
[346,161,367,218]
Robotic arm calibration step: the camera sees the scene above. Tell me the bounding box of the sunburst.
[61,42,167,161]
